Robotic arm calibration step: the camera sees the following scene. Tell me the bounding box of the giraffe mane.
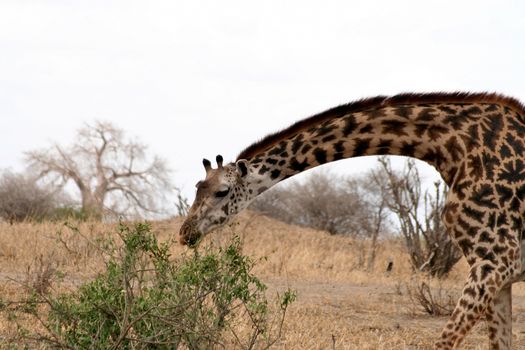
[236,92,525,161]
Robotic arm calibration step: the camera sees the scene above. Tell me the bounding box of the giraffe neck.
[243,100,517,190]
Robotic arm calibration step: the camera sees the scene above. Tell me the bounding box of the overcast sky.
[1,1,524,205]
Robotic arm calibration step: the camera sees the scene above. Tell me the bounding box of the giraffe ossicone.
[180,92,525,350]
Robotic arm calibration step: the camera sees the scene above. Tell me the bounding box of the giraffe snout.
[179,220,201,247]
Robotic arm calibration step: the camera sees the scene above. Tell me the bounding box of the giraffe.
[179,92,525,349]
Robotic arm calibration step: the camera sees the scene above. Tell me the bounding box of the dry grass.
[1,212,525,349]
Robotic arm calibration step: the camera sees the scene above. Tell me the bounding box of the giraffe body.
[180,92,525,349]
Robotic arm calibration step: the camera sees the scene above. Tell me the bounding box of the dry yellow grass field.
[1,212,525,349]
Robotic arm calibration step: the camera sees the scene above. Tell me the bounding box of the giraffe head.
[179,155,266,246]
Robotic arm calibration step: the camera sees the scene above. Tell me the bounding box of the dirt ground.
[1,213,525,349]
[264,277,525,349]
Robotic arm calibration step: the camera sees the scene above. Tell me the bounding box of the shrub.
[12,222,295,349]
[375,157,462,278]
[0,170,63,222]
[403,277,458,316]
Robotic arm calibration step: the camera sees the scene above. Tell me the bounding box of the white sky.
[1,1,525,204]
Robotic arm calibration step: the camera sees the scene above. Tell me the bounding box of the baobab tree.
[26,121,173,219]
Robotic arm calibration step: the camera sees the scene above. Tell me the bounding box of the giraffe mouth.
[179,220,201,247]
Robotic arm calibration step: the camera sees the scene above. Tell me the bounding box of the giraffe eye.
[215,189,230,198]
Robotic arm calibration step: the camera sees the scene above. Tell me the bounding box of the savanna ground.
[1,212,525,349]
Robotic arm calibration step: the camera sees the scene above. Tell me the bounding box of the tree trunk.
[81,191,103,219]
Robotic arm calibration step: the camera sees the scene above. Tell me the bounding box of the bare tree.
[26,121,173,219]
[251,170,392,238]
[375,157,462,278]
[352,177,390,270]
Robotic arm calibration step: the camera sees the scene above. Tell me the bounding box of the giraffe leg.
[433,261,508,350]
[486,284,512,350]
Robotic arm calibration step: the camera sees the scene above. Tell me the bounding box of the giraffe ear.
[235,159,249,177]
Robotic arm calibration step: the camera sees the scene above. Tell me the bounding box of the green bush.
[17,222,295,349]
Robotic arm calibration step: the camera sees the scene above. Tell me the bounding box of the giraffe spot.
[495,184,513,206]
[376,139,392,155]
[510,197,521,212]
[427,124,449,141]
[499,159,525,184]
[438,105,456,114]
[313,148,327,164]
[333,141,345,153]
[480,264,495,280]
[481,114,503,149]
[478,231,495,244]
[393,105,413,118]
[291,134,304,154]
[270,169,281,179]
[321,134,336,143]
[499,143,512,158]
[508,117,525,137]
[461,124,481,153]
[365,108,386,119]
[266,158,278,165]
[470,184,497,209]
[464,287,476,297]
[463,205,484,224]
[465,106,483,115]
[343,115,358,136]
[417,107,438,121]
[474,247,496,263]
[359,124,373,134]
[457,216,471,232]
[484,104,499,112]
[258,164,270,175]
[381,119,408,136]
[333,152,344,161]
[400,141,419,157]
[482,152,498,179]
[497,227,512,242]
[414,123,428,138]
[257,186,268,195]
[289,158,309,172]
[353,138,371,157]
[458,239,474,255]
[444,112,469,130]
[505,133,525,154]
[445,136,463,162]
[493,245,508,255]
[268,141,288,156]
[301,144,312,155]
[422,148,443,168]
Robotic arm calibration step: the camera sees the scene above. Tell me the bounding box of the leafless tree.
[375,157,462,278]
[251,170,392,270]
[352,176,389,270]
[251,170,393,238]
[26,121,173,219]
[0,170,65,222]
